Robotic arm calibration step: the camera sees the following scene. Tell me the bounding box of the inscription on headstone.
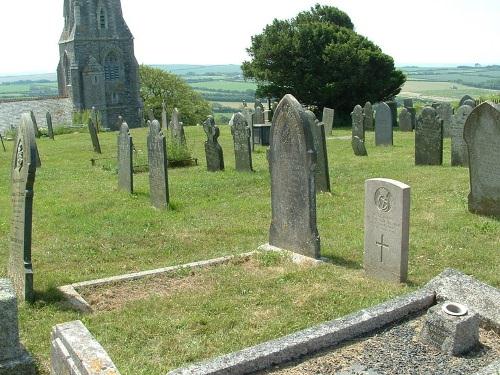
[203,116,224,171]
[88,118,101,154]
[46,111,55,140]
[322,107,335,135]
[375,102,393,146]
[363,102,373,131]
[351,104,365,141]
[306,111,330,193]
[147,120,169,209]
[231,113,253,172]
[415,107,443,165]
[399,107,413,132]
[117,122,133,193]
[451,105,473,167]
[352,136,368,156]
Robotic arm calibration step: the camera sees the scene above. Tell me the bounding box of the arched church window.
[63,54,71,84]
[100,8,106,29]
[104,52,120,81]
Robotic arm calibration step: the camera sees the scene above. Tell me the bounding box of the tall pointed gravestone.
[415,107,443,165]
[268,94,320,259]
[29,110,40,138]
[118,122,133,193]
[363,102,374,131]
[170,108,186,146]
[322,107,334,136]
[231,113,253,172]
[87,118,102,154]
[161,101,168,130]
[399,107,413,132]
[8,113,41,302]
[351,104,365,141]
[203,116,224,172]
[147,120,169,209]
[306,111,330,193]
[464,102,500,217]
[46,112,55,140]
[375,102,393,146]
[451,104,473,167]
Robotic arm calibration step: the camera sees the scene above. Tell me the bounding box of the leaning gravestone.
[364,178,410,283]
[231,113,253,172]
[352,135,368,156]
[170,108,186,146]
[437,102,454,137]
[203,116,224,172]
[268,94,320,259]
[451,105,473,167]
[464,102,500,216]
[88,118,102,154]
[8,113,41,302]
[29,110,40,138]
[386,101,398,128]
[161,101,168,129]
[46,111,55,140]
[351,104,365,141]
[363,102,374,131]
[147,120,169,209]
[306,111,330,193]
[322,107,335,135]
[415,107,443,165]
[399,107,413,132]
[459,95,475,107]
[375,102,393,146]
[91,106,99,132]
[117,122,133,193]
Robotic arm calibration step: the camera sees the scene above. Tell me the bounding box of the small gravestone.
[46,111,55,140]
[352,136,368,156]
[203,116,224,172]
[363,102,374,131]
[268,94,320,259]
[386,101,398,128]
[459,95,474,107]
[231,113,253,172]
[170,108,187,146]
[351,104,365,141]
[375,102,393,146]
[147,120,169,209]
[253,106,264,125]
[437,103,454,137]
[415,107,443,165]
[364,178,410,283]
[254,99,264,112]
[88,118,101,154]
[403,99,414,108]
[306,111,330,193]
[464,102,500,216]
[8,113,41,302]
[451,105,473,167]
[463,99,476,108]
[29,110,40,138]
[322,107,335,135]
[399,107,413,132]
[0,134,6,152]
[161,101,168,129]
[117,122,133,193]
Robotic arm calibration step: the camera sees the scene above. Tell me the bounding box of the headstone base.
[0,352,36,375]
[258,243,325,265]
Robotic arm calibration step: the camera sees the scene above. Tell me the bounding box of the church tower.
[57,0,142,129]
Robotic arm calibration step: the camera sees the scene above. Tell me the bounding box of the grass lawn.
[0,124,498,374]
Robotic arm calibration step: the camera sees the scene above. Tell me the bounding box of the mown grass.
[0,124,498,374]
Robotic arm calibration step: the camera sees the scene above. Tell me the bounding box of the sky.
[0,0,499,75]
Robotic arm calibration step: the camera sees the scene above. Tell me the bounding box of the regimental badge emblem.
[374,187,392,212]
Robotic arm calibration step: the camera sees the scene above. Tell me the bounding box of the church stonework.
[57,0,142,130]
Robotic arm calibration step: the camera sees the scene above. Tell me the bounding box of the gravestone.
[253,106,264,125]
[407,107,417,129]
[322,107,335,135]
[88,118,102,154]
[451,105,473,167]
[117,122,133,193]
[242,106,254,151]
[351,104,365,141]
[29,110,40,138]
[386,101,398,128]
[375,102,393,146]
[0,134,5,152]
[254,99,265,112]
[91,106,99,132]
[415,107,443,165]
[306,111,330,193]
[364,178,410,283]
[46,111,55,140]
[231,113,253,172]
[170,108,187,146]
[147,120,169,209]
[399,107,413,132]
[161,101,168,129]
[268,94,320,259]
[437,103,454,137]
[459,95,474,107]
[352,136,368,156]
[8,113,41,302]
[363,102,374,131]
[147,108,155,122]
[463,99,476,108]
[463,102,500,216]
[203,116,224,171]
[403,99,414,108]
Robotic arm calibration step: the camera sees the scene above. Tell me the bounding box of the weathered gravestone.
[0,134,6,152]
[375,102,393,146]
[0,279,36,374]
[231,113,253,172]
[459,95,475,107]
[306,111,330,193]
[254,99,265,112]
[29,110,40,138]
[161,101,168,129]
[322,107,335,135]
[399,107,413,132]
[386,101,398,128]
[117,122,133,193]
[242,106,254,150]
[203,116,224,172]
[463,99,476,108]
[268,94,320,259]
[403,99,417,129]
[147,120,169,209]
[352,136,368,156]
[364,178,410,283]
[351,104,365,141]
[437,102,454,137]
[403,99,414,108]
[253,106,264,125]
[46,111,55,140]
[464,102,500,216]
[451,105,473,167]
[170,108,186,146]
[87,118,101,154]
[8,113,41,302]
[363,102,374,131]
[415,107,443,165]
[91,106,99,132]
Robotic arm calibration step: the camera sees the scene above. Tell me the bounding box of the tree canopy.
[242,4,406,115]
[139,65,211,126]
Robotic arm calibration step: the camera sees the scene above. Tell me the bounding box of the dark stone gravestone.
[161,101,168,129]
[91,106,99,132]
[464,102,500,217]
[87,118,102,154]
[437,103,453,137]
[351,104,365,141]
[363,102,374,131]
[306,111,330,193]
[231,113,253,172]
[242,107,254,150]
[463,99,476,108]
[8,113,41,302]
[46,111,55,140]
[459,95,474,107]
[117,122,133,193]
[322,107,335,135]
[29,110,40,138]
[403,99,414,108]
[451,105,473,167]
[407,107,417,129]
[386,101,398,128]
[268,94,320,259]
[375,102,393,146]
[415,107,443,166]
[0,134,6,152]
[399,107,413,132]
[147,120,169,209]
[203,116,224,172]
[170,108,186,146]
[352,136,368,156]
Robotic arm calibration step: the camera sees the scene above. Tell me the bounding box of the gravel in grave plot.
[259,313,500,375]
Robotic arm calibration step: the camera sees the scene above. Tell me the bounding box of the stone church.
[57,0,142,129]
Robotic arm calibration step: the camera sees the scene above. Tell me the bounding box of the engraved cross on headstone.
[376,234,389,262]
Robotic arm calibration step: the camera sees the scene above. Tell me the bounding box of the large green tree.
[139,65,211,126]
[242,4,406,114]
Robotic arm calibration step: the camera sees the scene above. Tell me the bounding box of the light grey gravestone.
[306,111,330,193]
[364,178,410,283]
[253,106,264,125]
[8,113,41,302]
[231,113,253,172]
[203,116,224,172]
[254,99,265,112]
[46,111,55,140]
[87,118,101,154]
[459,95,475,107]
[363,102,374,131]
[463,99,476,108]
[386,101,398,128]
[415,107,443,165]
[161,101,168,129]
[322,107,335,135]
[117,122,133,193]
[147,120,169,209]
[29,110,40,138]
[399,107,413,132]
[451,105,473,167]
[170,108,187,146]
[464,102,500,217]
[375,102,393,146]
[0,279,36,374]
[351,104,365,141]
[352,136,368,156]
[268,94,320,259]
[437,102,454,137]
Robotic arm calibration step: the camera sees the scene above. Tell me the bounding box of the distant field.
[190,80,257,91]
[400,66,500,89]
[0,81,58,98]
[399,80,500,102]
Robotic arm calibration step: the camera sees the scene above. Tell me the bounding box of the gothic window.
[97,4,108,30]
[111,92,119,104]
[63,54,71,84]
[104,52,120,81]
